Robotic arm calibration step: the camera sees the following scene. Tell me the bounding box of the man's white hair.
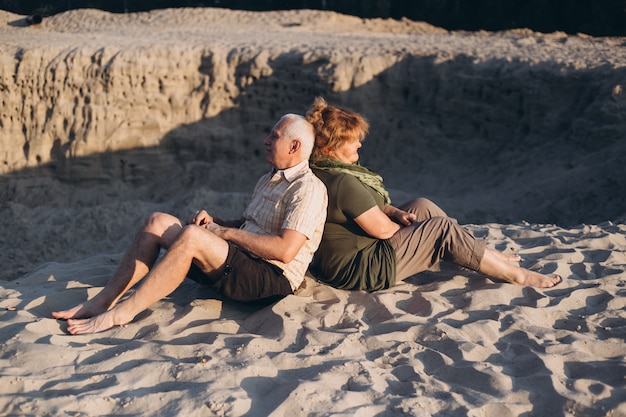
[279,113,315,159]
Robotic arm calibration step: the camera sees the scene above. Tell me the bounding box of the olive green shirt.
[311,169,396,291]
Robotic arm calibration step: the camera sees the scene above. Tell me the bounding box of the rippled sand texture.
[1,221,624,416]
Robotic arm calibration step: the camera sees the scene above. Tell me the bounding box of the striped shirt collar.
[271,159,309,182]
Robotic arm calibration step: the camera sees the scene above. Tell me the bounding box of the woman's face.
[330,139,362,164]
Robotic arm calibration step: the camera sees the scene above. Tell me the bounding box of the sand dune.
[0,8,625,416]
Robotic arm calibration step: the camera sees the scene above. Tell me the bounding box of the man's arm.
[213,226,307,264]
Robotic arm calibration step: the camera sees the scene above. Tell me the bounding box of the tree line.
[1,0,625,37]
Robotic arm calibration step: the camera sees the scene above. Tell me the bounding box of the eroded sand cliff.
[0,8,625,279]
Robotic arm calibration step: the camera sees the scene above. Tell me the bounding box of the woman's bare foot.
[513,270,562,288]
[479,249,562,289]
[66,307,133,334]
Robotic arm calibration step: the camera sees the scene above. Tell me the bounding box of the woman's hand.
[394,209,417,226]
[384,205,416,226]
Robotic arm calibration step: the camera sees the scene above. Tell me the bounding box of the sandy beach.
[0,7,625,416]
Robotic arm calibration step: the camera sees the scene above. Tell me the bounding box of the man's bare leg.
[479,248,562,288]
[65,225,230,334]
[52,212,184,320]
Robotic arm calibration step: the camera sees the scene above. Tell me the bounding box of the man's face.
[263,119,293,169]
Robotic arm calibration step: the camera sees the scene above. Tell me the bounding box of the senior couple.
[54,98,562,334]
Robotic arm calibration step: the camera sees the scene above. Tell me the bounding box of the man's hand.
[190,210,213,226]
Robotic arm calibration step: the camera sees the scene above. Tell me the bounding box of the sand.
[0,7,625,417]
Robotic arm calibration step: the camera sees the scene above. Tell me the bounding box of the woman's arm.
[353,206,401,239]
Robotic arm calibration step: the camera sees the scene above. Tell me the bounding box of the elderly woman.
[305,97,562,291]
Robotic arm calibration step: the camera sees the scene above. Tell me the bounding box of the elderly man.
[53,114,327,334]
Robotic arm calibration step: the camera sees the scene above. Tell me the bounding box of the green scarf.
[311,158,391,205]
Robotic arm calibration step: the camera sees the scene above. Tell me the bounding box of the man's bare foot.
[52,299,109,320]
[514,270,562,288]
[66,307,132,335]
